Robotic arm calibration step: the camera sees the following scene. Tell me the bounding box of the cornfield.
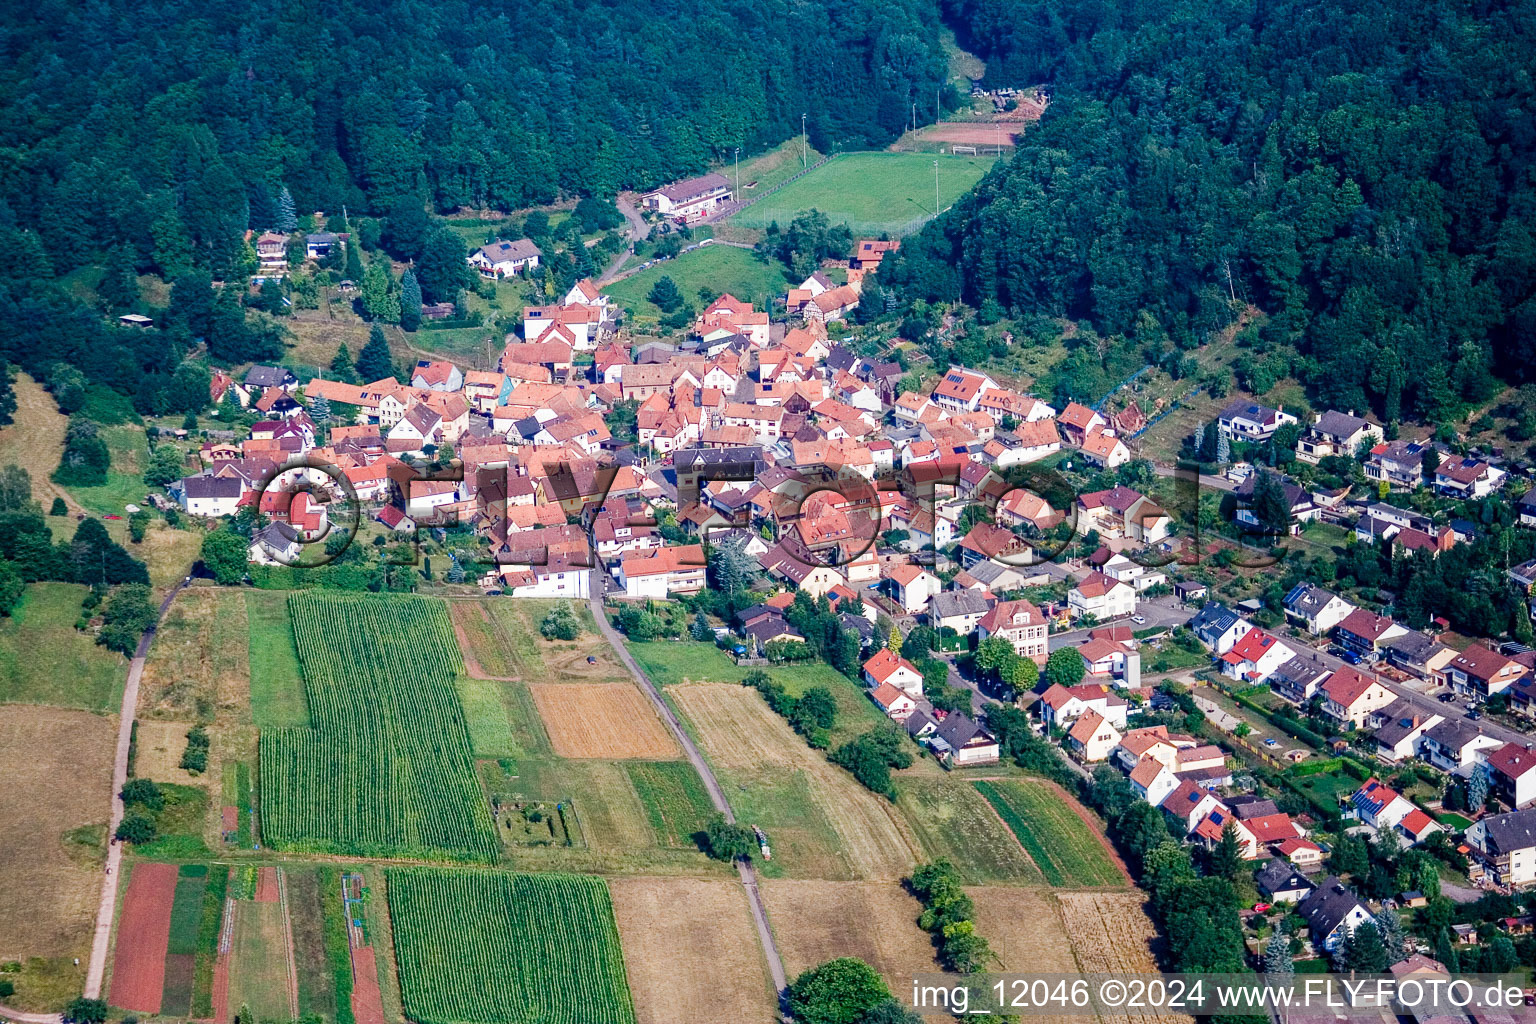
[259,594,498,862]
[387,868,636,1024]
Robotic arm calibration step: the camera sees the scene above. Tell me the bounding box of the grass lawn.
[604,245,788,323]
[1437,811,1474,830]
[245,592,308,728]
[66,424,150,516]
[973,779,1126,888]
[0,583,124,710]
[730,151,997,235]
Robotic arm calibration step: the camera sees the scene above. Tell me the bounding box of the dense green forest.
[888,0,1536,421]
[0,0,948,410]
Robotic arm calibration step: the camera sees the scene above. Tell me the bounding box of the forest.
[887,0,1536,422]
[0,0,949,411]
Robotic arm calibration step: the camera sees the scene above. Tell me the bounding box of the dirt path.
[587,586,790,1016]
[81,578,192,1001]
[276,868,300,1019]
[596,195,651,286]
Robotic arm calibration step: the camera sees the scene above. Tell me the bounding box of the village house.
[1365,438,1432,490]
[176,474,244,516]
[411,360,463,393]
[885,563,944,615]
[1371,700,1443,762]
[1068,572,1137,621]
[862,649,925,697]
[1219,629,1295,683]
[1466,807,1536,887]
[469,238,542,277]
[1080,428,1130,469]
[1217,399,1297,443]
[1486,743,1536,809]
[1162,780,1226,834]
[1297,878,1372,952]
[1189,603,1253,654]
[616,544,707,598]
[1282,583,1356,635]
[1446,643,1528,698]
[1075,486,1170,544]
[1349,778,1415,829]
[976,599,1049,665]
[1433,455,1506,499]
[1320,667,1395,729]
[928,714,1000,767]
[641,173,732,221]
[1419,717,1502,773]
[1333,608,1408,659]
[1057,402,1106,447]
[869,682,918,722]
[1128,755,1180,807]
[928,590,991,634]
[1067,710,1122,763]
[930,367,999,414]
[1295,410,1381,464]
[1256,858,1316,904]
[1037,683,1129,730]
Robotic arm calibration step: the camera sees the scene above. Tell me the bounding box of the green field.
[245,591,308,728]
[603,245,789,321]
[0,583,125,710]
[456,677,520,758]
[626,761,715,848]
[973,780,1126,888]
[258,594,498,861]
[387,868,635,1024]
[66,423,153,516]
[898,780,1044,884]
[167,865,209,955]
[730,151,997,235]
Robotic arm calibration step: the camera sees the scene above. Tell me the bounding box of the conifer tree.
[399,268,422,331]
[276,186,297,232]
[356,325,394,382]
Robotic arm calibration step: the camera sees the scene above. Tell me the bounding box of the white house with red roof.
[1350,778,1415,829]
[1486,742,1536,809]
[641,172,732,221]
[1068,572,1137,621]
[1219,630,1295,683]
[1321,667,1395,729]
[1193,809,1258,858]
[1163,780,1226,833]
[1129,755,1180,807]
[1396,808,1443,847]
[1067,710,1121,763]
[1114,725,1183,772]
[1274,836,1324,867]
[869,682,918,722]
[862,649,925,697]
[1058,402,1107,447]
[1038,683,1129,730]
[616,544,707,598]
[930,366,999,414]
[1080,428,1130,469]
[976,599,1049,665]
[885,563,943,614]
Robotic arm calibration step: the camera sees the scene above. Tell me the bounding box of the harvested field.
[139,588,251,722]
[528,682,679,760]
[255,865,279,903]
[609,878,775,1024]
[132,719,211,785]
[969,888,1080,974]
[1056,892,1189,1024]
[486,600,629,683]
[0,705,114,965]
[672,682,923,880]
[762,881,939,994]
[110,861,179,1014]
[0,373,76,514]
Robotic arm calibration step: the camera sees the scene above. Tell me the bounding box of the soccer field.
[730,151,997,235]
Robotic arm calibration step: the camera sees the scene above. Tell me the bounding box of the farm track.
[588,588,791,1016]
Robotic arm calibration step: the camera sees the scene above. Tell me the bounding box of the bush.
[64,999,108,1024]
[703,814,756,861]
[180,724,210,774]
[120,778,164,811]
[115,813,157,844]
[539,603,582,641]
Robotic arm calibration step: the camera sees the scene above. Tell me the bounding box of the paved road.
[587,586,792,1015]
[0,578,192,1023]
[1048,596,1191,650]
[596,195,651,285]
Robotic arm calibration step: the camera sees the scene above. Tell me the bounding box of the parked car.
[1130,615,1147,625]
[1263,738,1280,747]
